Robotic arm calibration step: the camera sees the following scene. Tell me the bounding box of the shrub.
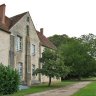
[0,63,20,95]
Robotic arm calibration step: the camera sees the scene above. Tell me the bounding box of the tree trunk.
[78,75,81,81]
[48,77,51,86]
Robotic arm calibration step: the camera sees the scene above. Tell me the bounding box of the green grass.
[72,81,96,96]
[5,81,75,96]
[81,77,96,81]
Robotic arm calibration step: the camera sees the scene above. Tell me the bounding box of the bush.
[0,63,20,95]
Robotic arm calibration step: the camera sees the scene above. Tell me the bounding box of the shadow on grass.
[63,77,96,82]
[6,80,75,96]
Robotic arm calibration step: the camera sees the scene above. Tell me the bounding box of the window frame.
[26,25,29,36]
[16,35,22,51]
[32,64,35,76]
[31,44,35,55]
[27,17,30,22]
[18,62,23,79]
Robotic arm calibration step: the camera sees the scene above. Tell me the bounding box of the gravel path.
[27,81,91,96]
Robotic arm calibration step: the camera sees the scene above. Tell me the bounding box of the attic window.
[26,25,29,36]
[27,17,29,22]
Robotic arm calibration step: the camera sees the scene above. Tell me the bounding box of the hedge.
[0,63,20,95]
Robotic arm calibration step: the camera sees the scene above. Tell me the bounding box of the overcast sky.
[0,0,96,37]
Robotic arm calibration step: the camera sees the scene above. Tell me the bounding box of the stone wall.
[0,30,10,66]
[9,12,40,86]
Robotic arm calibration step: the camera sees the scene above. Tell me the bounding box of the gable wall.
[9,12,40,83]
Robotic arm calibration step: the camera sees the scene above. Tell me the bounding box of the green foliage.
[49,34,70,48]
[49,34,96,79]
[0,63,19,95]
[80,33,96,58]
[59,38,96,79]
[34,49,69,86]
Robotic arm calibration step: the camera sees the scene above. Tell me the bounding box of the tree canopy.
[80,33,96,58]
[49,34,96,79]
[34,48,69,86]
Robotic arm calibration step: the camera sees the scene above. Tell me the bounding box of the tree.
[80,33,96,58]
[49,34,70,48]
[34,49,69,86]
[59,39,96,79]
[49,33,96,79]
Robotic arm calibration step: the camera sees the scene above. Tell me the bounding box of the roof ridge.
[10,11,28,19]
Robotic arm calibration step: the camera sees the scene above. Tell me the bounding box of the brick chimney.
[0,4,6,24]
[40,28,43,35]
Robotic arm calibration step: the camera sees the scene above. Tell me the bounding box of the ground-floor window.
[32,64,35,78]
[18,62,23,79]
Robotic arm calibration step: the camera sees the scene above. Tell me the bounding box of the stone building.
[0,4,60,86]
[0,4,10,66]
[37,29,58,83]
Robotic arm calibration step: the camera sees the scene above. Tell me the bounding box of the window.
[31,44,35,55]
[16,36,22,51]
[27,17,29,22]
[32,64,35,76]
[26,25,29,36]
[18,62,23,79]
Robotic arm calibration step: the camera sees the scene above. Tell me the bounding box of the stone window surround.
[31,44,35,56]
[16,35,23,52]
[18,62,23,79]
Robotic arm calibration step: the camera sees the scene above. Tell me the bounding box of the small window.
[27,17,29,22]
[31,44,35,55]
[18,62,23,79]
[32,64,35,76]
[16,36,22,51]
[26,25,29,36]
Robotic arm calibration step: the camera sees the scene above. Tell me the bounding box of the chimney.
[0,4,6,24]
[40,28,43,35]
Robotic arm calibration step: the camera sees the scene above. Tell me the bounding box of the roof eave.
[0,28,11,34]
[41,44,56,50]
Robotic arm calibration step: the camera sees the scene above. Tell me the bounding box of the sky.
[0,0,96,37]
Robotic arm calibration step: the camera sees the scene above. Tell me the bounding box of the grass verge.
[72,81,96,96]
[5,81,75,96]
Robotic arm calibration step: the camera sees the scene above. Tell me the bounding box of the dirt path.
[27,81,91,96]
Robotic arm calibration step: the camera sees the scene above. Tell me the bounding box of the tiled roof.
[37,31,56,49]
[0,4,55,47]
[10,12,27,29]
[0,10,27,32]
[0,23,10,33]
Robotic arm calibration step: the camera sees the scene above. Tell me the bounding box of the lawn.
[72,81,96,96]
[5,81,75,96]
